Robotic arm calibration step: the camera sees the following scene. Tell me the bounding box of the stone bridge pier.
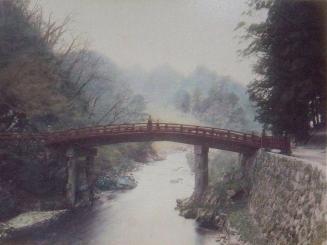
[65,144,211,206]
[193,145,209,200]
[65,147,97,208]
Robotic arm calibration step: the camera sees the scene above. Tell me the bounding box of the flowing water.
[9,152,219,245]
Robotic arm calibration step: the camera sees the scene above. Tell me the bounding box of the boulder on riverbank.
[116,176,137,189]
[176,192,230,230]
[95,175,137,190]
[0,210,68,242]
[176,187,258,244]
[176,170,249,230]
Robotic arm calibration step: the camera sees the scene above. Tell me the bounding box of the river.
[9,152,219,245]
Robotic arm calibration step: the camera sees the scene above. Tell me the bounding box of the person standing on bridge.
[147,115,152,131]
[156,119,160,129]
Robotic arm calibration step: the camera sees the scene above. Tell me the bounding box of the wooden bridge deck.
[0,123,290,153]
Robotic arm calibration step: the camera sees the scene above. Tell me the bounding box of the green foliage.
[228,207,267,244]
[172,67,258,131]
[209,151,240,184]
[0,0,89,130]
[0,1,147,132]
[311,221,327,245]
[0,0,151,202]
[186,150,241,185]
[188,84,251,131]
[95,142,154,174]
[240,0,326,141]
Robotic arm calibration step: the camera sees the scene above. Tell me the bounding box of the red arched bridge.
[0,122,291,206]
[0,122,290,154]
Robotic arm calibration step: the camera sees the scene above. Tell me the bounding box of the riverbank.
[3,152,221,245]
[0,143,162,242]
[176,175,264,244]
[94,148,166,192]
[0,210,69,242]
[177,149,327,245]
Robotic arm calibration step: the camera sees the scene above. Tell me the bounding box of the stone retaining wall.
[249,150,327,245]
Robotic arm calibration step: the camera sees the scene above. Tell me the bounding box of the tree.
[0,0,92,130]
[0,0,146,131]
[174,89,191,113]
[239,0,326,142]
[191,87,202,113]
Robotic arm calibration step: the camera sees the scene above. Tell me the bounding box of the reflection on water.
[10,152,219,245]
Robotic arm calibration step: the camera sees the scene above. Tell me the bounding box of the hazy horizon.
[32,0,264,85]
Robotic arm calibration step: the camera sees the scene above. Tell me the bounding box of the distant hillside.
[124,65,250,108]
[179,66,248,105]
[91,56,260,131]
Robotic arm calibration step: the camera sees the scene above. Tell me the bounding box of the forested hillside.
[173,67,257,131]
[0,0,151,220]
[122,65,260,132]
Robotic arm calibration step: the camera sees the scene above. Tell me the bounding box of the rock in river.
[96,175,137,190]
[116,176,137,189]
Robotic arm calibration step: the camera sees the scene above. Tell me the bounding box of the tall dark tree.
[241,0,326,142]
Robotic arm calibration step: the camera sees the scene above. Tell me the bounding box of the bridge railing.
[49,123,280,149]
[0,123,290,152]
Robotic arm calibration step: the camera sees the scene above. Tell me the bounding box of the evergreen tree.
[241,0,326,142]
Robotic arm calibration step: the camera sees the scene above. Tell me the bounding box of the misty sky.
[33,0,262,85]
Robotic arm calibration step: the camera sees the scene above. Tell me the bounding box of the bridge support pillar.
[193,145,209,200]
[77,159,90,207]
[66,148,77,207]
[84,148,97,205]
